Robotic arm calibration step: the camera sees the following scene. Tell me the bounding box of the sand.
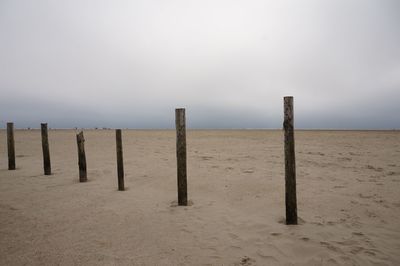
[0,129,399,265]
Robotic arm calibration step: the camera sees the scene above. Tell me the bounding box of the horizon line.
[1,127,399,131]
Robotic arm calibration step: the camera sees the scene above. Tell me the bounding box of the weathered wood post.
[175,108,188,206]
[283,96,298,225]
[76,131,87,182]
[7,122,16,170]
[41,123,51,175]
[116,129,124,191]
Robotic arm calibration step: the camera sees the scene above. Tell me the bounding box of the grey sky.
[1,0,399,129]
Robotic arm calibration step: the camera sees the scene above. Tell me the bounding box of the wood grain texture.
[116,129,124,191]
[175,108,188,206]
[283,96,298,225]
[41,123,51,175]
[76,131,87,182]
[7,122,15,170]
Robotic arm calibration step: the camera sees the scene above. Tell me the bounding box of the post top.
[77,131,85,142]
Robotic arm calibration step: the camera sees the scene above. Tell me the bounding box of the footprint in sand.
[237,256,255,266]
[320,241,342,253]
[242,169,254,174]
[373,199,389,208]
[336,239,358,246]
[0,204,18,211]
[364,250,376,256]
[358,193,374,199]
[366,165,384,172]
[350,246,365,254]
[307,152,325,156]
[270,232,282,236]
[338,157,352,162]
[181,228,192,233]
[200,246,217,252]
[365,210,377,218]
[256,250,279,262]
[333,185,345,189]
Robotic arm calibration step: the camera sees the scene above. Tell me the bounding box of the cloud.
[0,0,399,129]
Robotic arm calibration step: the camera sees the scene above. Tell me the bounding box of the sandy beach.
[0,129,399,265]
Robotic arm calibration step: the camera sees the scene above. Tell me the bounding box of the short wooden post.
[175,108,188,206]
[283,96,298,225]
[76,131,87,182]
[7,122,16,170]
[116,129,124,191]
[41,123,51,175]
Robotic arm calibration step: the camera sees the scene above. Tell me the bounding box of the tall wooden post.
[283,96,298,225]
[41,123,51,175]
[76,131,87,182]
[116,129,124,191]
[175,108,188,206]
[7,122,16,170]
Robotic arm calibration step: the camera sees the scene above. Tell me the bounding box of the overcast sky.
[0,0,399,129]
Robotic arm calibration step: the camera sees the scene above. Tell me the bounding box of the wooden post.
[116,129,124,191]
[175,108,188,206]
[76,131,87,182]
[7,122,16,170]
[283,96,298,225]
[41,123,51,175]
